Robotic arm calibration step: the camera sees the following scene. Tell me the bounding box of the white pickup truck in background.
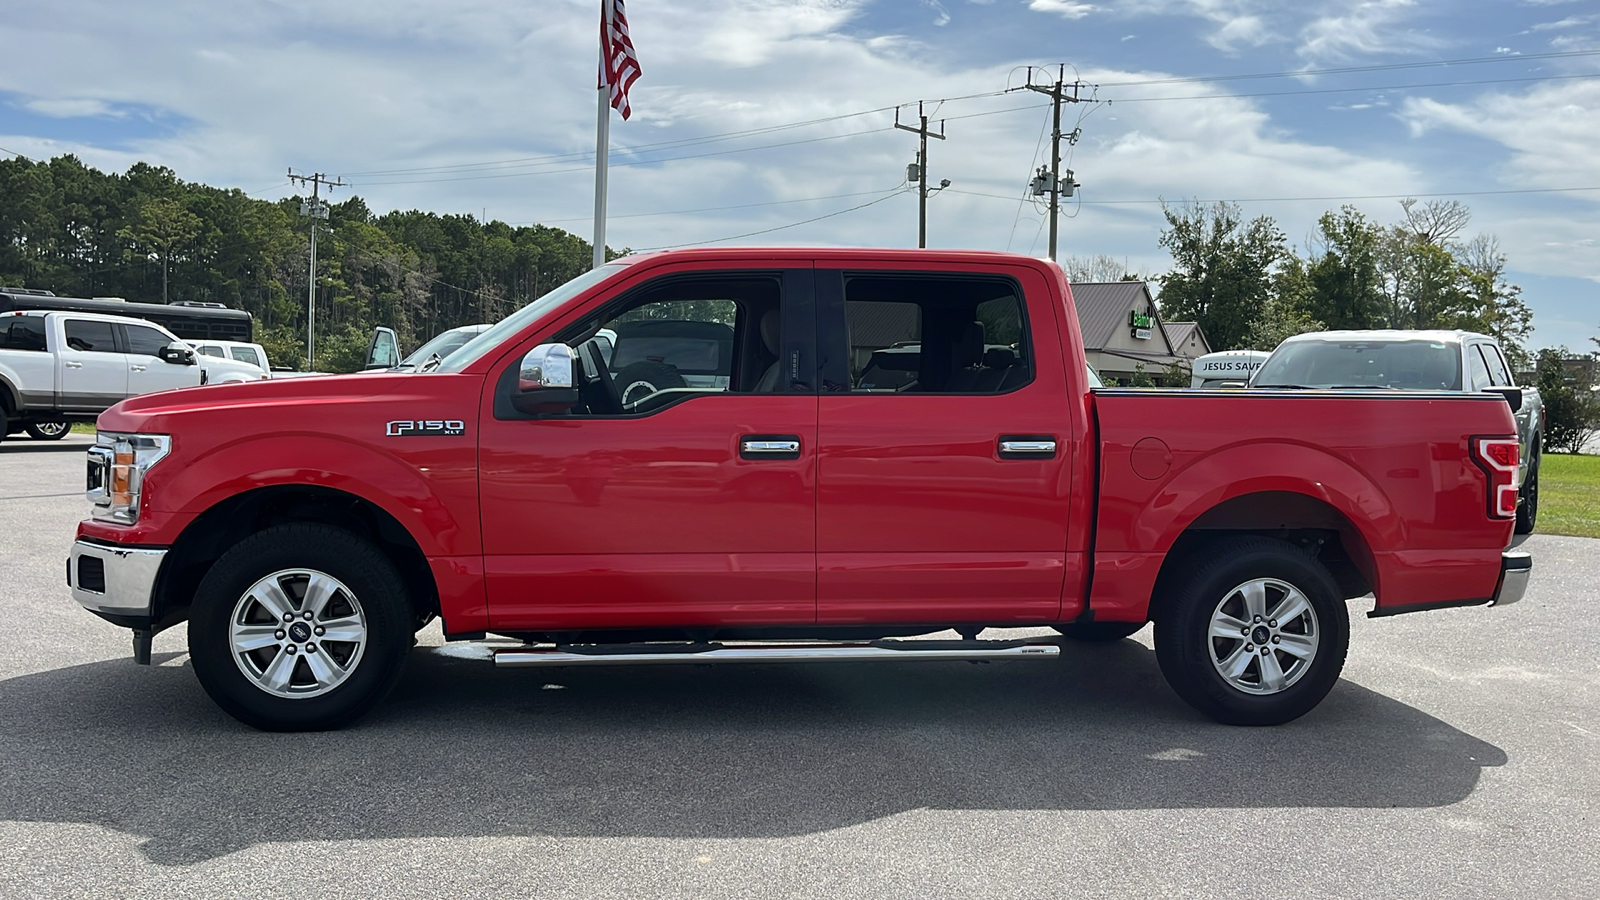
[0,310,264,443]
[1252,328,1545,533]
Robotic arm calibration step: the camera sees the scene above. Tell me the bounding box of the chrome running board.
[491,639,1060,668]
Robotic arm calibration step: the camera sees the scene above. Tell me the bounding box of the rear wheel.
[25,420,70,441]
[188,524,414,731]
[1154,537,1348,725]
[1515,441,1540,534]
[1053,620,1146,641]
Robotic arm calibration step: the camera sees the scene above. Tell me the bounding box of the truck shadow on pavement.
[0,638,1505,865]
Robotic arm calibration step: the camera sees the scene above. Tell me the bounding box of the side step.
[491,639,1061,668]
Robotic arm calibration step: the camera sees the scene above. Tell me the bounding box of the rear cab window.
[834,274,1033,395]
[1,315,46,351]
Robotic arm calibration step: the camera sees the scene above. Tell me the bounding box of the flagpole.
[592,2,611,271]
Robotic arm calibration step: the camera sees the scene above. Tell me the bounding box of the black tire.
[1053,620,1146,641]
[1154,537,1349,726]
[614,360,686,407]
[25,420,71,441]
[1515,441,1539,535]
[188,524,414,731]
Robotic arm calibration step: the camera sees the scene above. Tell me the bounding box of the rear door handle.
[998,435,1058,459]
[129,364,147,372]
[64,361,83,369]
[741,435,802,459]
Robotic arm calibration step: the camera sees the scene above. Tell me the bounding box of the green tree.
[1305,206,1385,330]
[118,197,202,304]
[1156,200,1287,351]
[1535,348,1600,454]
[1251,255,1324,349]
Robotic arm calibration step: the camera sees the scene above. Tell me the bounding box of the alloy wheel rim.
[1206,577,1319,696]
[228,568,368,699]
[34,422,68,437]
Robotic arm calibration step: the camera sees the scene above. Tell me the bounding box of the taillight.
[1471,436,1520,519]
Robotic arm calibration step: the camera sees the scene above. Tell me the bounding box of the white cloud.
[1296,0,1443,63]
[1029,1,1095,20]
[922,0,952,26]
[21,98,119,118]
[1530,14,1600,30]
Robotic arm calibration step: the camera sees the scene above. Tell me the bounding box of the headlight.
[87,432,172,524]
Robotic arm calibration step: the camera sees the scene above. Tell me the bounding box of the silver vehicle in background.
[1252,329,1545,533]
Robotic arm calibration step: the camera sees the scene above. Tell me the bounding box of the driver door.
[478,266,819,632]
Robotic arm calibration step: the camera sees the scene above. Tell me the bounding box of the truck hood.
[96,372,442,434]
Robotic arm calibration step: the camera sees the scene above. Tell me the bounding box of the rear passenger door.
[56,318,127,412]
[813,263,1078,625]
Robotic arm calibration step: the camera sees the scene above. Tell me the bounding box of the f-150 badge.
[386,419,466,437]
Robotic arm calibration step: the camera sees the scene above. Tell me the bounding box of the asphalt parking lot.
[2,434,1597,899]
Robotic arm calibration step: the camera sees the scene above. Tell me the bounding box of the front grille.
[77,556,106,594]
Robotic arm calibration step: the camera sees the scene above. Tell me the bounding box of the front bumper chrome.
[67,540,167,618]
[1490,549,1532,607]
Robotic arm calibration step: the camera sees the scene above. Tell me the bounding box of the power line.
[1092,48,1600,88]
[530,188,903,225]
[945,185,1600,206]
[632,187,910,252]
[1107,71,1600,103]
[348,125,896,186]
[340,90,1013,179]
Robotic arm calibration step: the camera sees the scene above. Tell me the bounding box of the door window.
[231,347,265,368]
[841,274,1032,394]
[199,346,225,358]
[63,320,117,353]
[124,324,174,358]
[558,274,789,415]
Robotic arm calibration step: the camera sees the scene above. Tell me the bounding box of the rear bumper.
[67,540,166,623]
[1490,549,1532,607]
[1368,549,1531,618]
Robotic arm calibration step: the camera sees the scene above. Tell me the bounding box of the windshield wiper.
[419,353,444,373]
[1252,383,1310,389]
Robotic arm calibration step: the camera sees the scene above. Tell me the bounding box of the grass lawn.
[70,422,95,435]
[1540,453,1600,539]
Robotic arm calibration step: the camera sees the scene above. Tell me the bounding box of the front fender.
[150,432,477,558]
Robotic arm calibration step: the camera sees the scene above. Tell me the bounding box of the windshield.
[401,326,485,368]
[1254,339,1462,390]
[435,264,625,374]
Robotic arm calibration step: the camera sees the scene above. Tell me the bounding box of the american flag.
[601,0,641,120]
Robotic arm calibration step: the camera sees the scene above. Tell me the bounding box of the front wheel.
[1515,443,1540,535]
[25,420,70,441]
[188,524,414,731]
[1154,537,1348,725]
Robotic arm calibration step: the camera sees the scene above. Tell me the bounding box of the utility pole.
[894,101,948,248]
[1025,66,1083,261]
[288,170,343,369]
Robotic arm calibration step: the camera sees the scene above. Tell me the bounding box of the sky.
[0,0,1596,352]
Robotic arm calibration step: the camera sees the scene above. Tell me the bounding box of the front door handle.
[64,361,83,369]
[129,364,147,372]
[741,435,802,460]
[998,435,1057,459]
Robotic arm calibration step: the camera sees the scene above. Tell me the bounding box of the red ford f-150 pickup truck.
[67,248,1531,731]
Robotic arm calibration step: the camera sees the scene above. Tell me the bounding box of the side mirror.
[159,342,196,366]
[512,343,579,415]
[365,326,400,370]
[1485,386,1522,413]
